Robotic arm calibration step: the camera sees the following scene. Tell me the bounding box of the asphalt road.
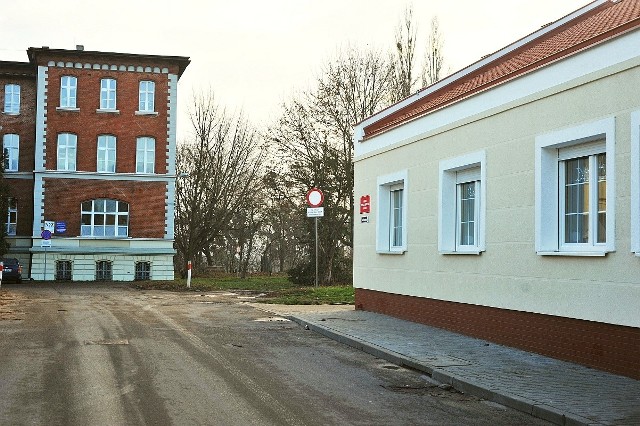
[0,283,549,425]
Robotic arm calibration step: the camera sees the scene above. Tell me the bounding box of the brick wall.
[355,288,640,380]
[44,67,169,174]
[0,72,37,172]
[43,179,167,238]
[6,178,34,236]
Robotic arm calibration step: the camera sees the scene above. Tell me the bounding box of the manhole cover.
[85,339,129,346]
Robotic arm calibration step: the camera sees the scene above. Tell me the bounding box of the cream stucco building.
[353,0,640,379]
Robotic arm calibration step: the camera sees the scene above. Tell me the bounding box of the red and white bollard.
[186,260,192,289]
[0,261,3,288]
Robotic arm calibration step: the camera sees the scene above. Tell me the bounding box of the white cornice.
[34,170,178,182]
[47,61,169,74]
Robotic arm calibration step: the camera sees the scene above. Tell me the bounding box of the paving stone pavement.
[251,305,640,426]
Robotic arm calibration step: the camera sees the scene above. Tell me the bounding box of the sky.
[1,0,590,139]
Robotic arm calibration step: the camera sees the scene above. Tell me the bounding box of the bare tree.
[174,90,265,275]
[422,16,445,87]
[391,5,419,101]
[270,47,396,284]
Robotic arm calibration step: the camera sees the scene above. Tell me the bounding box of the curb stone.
[287,315,598,426]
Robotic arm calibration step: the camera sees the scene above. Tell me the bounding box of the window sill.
[439,250,482,255]
[376,249,406,255]
[135,111,158,116]
[537,251,608,257]
[96,109,120,114]
[2,111,19,116]
[56,107,79,112]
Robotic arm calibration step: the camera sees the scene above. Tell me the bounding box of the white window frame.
[100,78,117,110]
[97,135,116,173]
[81,199,129,237]
[136,137,155,173]
[3,134,19,171]
[57,133,77,171]
[439,151,486,254]
[6,197,17,236]
[376,170,408,254]
[535,117,615,256]
[138,81,155,113]
[4,84,20,114]
[60,76,78,109]
[558,145,606,249]
[631,110,640,255]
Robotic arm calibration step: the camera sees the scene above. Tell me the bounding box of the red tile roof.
[363,0,640,139]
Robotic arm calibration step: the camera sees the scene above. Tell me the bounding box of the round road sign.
[41,230,52,240]
[306,188,324,207]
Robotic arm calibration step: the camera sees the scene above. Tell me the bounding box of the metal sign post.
[306,188,324,288]
[41,229,52,281]
[315,217,318,288]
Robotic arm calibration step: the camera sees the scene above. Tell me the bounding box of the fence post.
[186,261,192,288]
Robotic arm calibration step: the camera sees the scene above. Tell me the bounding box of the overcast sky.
[1,0,589,138]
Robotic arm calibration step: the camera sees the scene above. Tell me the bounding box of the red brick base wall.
[355,288,640,380]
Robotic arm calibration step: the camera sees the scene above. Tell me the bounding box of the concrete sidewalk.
[248,304,640,426]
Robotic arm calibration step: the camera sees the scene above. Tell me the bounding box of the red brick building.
[1,47,189,280]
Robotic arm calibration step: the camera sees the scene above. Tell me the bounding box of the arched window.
[57,133,77,171]
[136,137,155,173]
[81,199,129,237]
[60,76,77,108]
[3,134,19,171]
[6,197,17,235]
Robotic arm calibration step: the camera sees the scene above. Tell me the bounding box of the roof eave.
[355,0,607,134]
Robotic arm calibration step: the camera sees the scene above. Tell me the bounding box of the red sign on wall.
[359,195,371,214]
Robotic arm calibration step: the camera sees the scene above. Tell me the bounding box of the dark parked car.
[1,258,22,283]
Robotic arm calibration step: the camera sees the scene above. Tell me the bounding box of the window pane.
[105,199,116,212]
[458,182,476,246]
[94,199,105,212]
[597,153,606,244]
[390,189,403,247]
[564,158,589,244]
[105,226,116,237]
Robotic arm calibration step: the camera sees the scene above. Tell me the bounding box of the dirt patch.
[0,291,26,320]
